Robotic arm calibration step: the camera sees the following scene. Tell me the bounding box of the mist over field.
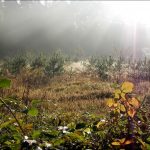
[1,1,150,149]
[0,1,150,58]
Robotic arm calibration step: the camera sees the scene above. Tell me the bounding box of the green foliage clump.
[31,55,46,69]
[44,52,64,78]
[4,56,26,75]
[89,56,114,80]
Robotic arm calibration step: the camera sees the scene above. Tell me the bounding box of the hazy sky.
[0,1,150,58]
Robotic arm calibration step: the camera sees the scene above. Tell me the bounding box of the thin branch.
[0,97,25,136]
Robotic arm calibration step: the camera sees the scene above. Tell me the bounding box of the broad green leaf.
[146,137,150,143]
[111,83,119,89]
[0,119,16,129]
[138,138,146,148]
[146,144,150,150]
[67,122,76,129]
[121,82,134,93]
[0,78,11,88]
[28,107,38,116]
[31,99,41,106]
[83,128,91,134]
[4,141,12,145]
[53,138,65,146]
[32,130,41,139]
[0,102,3,107]
[67,132,84,141]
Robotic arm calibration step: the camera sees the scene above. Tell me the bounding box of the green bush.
[31,55,46,69]
[88,56,114,80]
[4,56,26,75]
[44,52,64,78]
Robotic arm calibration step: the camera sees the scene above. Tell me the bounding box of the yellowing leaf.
[111,141,121,145]
[138,138,146,147]
[96,121,105,128]
[106,99,115,107]
[24,124,33,130]
[114,103,118,107]
[121,82,134,93]
[119,138,126,143]
[119,104,126,112]
[128,98,140,109]
[121,93,126,100]
[127,108,136,118]
[115,89,121,99]
[114,109,120,113]
[112,138,133,146]
[124,140,133,145]
[83,128,91,134]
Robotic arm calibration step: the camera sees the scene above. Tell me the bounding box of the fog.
[1,1,150,58]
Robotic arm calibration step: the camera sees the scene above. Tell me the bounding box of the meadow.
[1,53,150,150]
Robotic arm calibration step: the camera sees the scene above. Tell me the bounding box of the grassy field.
[1,57,150,149]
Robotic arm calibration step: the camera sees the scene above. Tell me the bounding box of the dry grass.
[3,71,150,115]
[3,73,111,114]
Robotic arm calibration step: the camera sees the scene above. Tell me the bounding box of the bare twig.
[0,97,25,136]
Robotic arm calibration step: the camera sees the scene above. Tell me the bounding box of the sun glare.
[102,1,150,26]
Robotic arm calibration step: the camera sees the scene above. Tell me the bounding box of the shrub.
[4,56,26,75]
[88,56,112,80]
[31,55,46,69]
[44,52,64,78]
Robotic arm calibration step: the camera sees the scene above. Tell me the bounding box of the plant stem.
[0,97,25,136]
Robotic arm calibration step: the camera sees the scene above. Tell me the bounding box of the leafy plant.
[106,81,149,149]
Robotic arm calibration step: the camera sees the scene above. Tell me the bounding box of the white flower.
[45,142,52,147]
[14,123,18,126]
[120,114,123,117]
[87,131,91,134]
[24,136,28,140]
[100,119,106,122]
[63,126,68,130]
[58,126,69,132]
[23,140,37,145]
[63,130,70,134]
[36,146,42,150]
[58,126,64,131]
